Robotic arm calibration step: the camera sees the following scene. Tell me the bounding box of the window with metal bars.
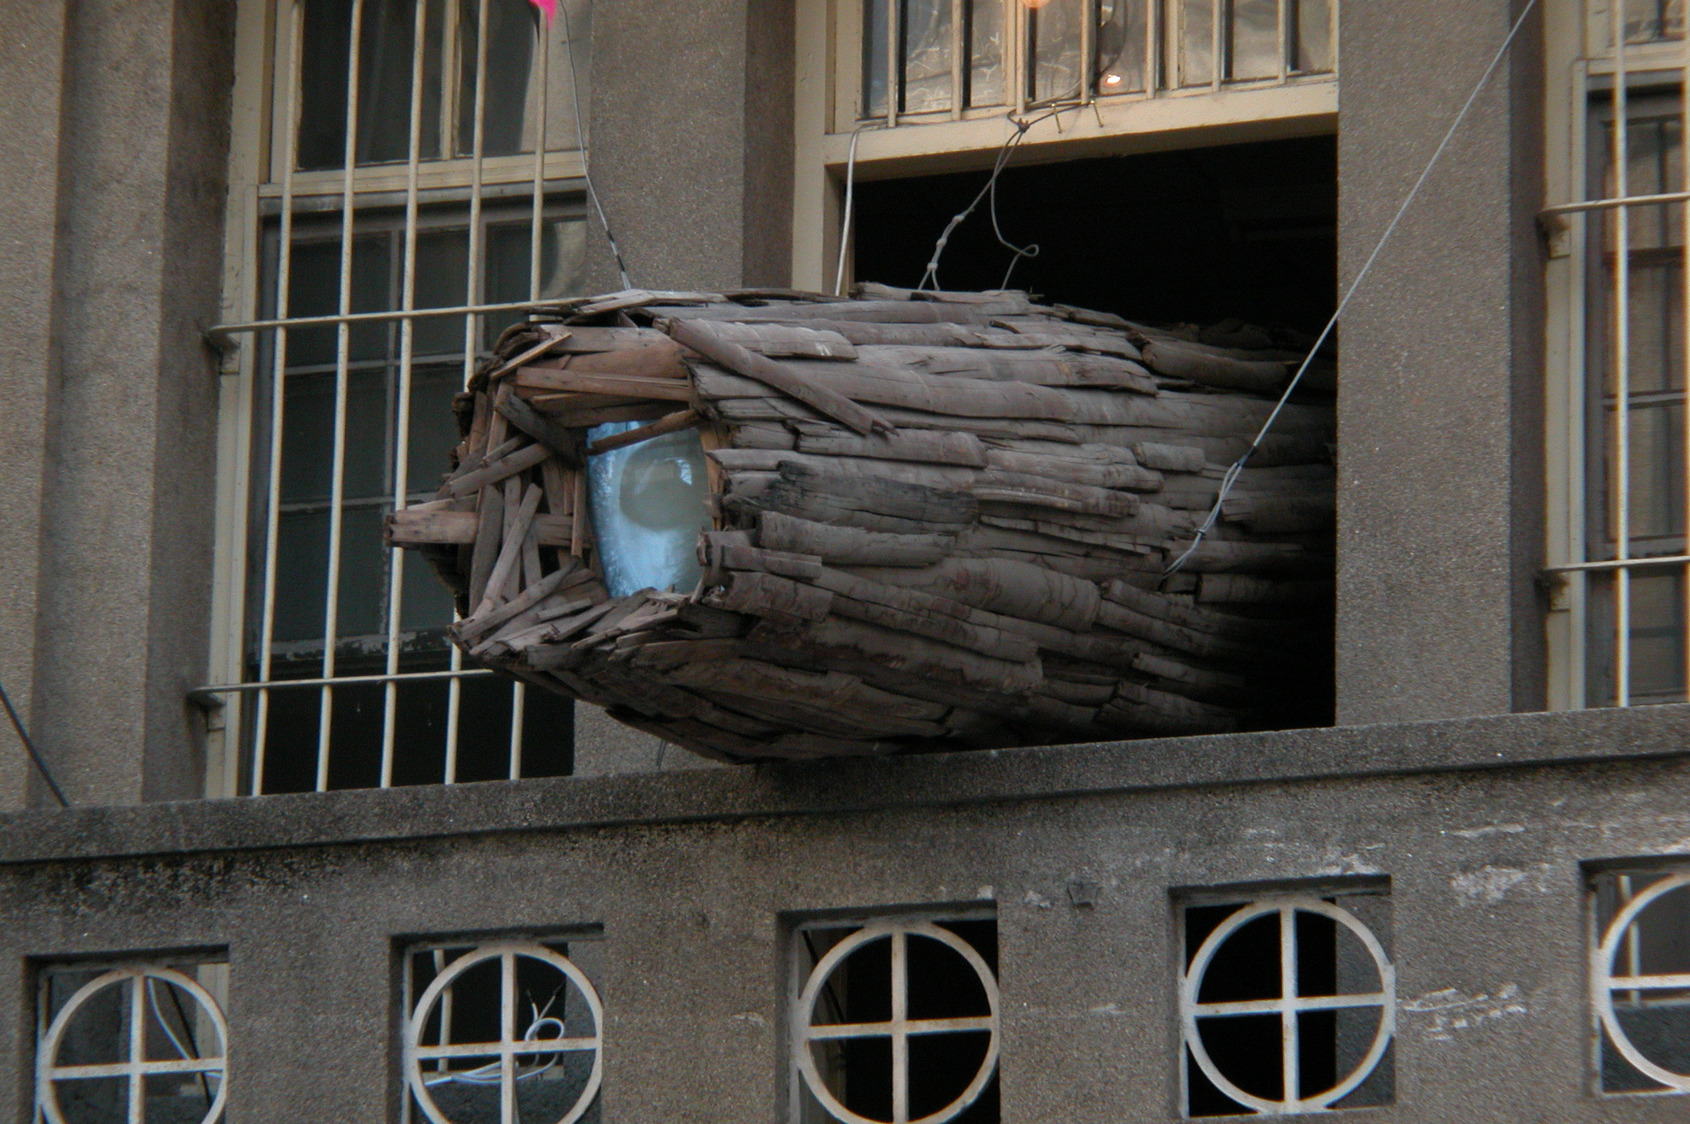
[1177,886,1393,1117]
[1591,866,1690,1095]
[1545,1,1690,709]
[34,958,230,1124]
[206,0,592,795]
[790,910,1000,1124]
[857,0,1334,123]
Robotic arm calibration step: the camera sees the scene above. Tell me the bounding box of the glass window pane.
[1095,0,1147,95]
[902,0,954,113]
[1630,569,1686,700]
[865,0,890,117]
[273,509,331,645]
[413,226,471,358]
[297,0,357,172]
[1229,0,1280,81]
[1030,0,1085,103]
[338,505,392,640]
[586,424,711,597]
[406,364,467,497]
[1624,400,1685,541]
[543,0,592,150]
[1293,0,1332,72]
[1179,0,1215,86]
[297,0,445,170]
[968,0,1006,106]
[457,0,539,157]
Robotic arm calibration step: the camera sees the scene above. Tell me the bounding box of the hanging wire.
[917,107,1067,292]
[1163,0,1541,579]
[558,0,633,289]
[835,125,874,295]
[0,675,69,808]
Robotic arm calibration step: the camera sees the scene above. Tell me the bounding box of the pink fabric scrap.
[529,0,558,21]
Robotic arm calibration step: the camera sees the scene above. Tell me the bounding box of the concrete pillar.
[0,0,71,812]
[1335,0,1545,725]
[1,0,235,807]
[586,0,794,294]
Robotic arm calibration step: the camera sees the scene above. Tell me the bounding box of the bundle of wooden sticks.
[388,285,1335,762]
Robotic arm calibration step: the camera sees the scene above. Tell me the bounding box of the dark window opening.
[404,936,604,1124]
[1591,868,1690,1093]
[1179,889,1392,1116]
[795,915,999,1124]
[851,135,1338,339]
[852,136,1338,733]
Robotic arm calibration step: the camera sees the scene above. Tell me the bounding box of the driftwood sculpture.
[387,285,1335,763]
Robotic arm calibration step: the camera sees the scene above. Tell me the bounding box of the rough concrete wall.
[0,0,71,811]
[9,0,234,806]
[1,708,1687,1121]
[1336,0,1546,724]
[585,0,794,293]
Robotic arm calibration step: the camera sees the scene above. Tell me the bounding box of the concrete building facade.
[1,0,1688,1120]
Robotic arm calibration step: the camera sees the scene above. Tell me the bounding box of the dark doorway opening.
[852,134,1338,338]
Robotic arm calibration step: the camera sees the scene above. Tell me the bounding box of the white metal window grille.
[1591,868,1690,1093]
[856,0,1334,124]
[791,915,1000,1124]
[403,939,604,1124]
[205,0,592,795]
[1178,894,1393,1117]
[1545,2,1690,708]
[35,963,229,1124]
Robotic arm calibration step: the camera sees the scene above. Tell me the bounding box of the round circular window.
[1181,897,1394,1114]
[1596,872,1690,1091]
[404,943,604,1124]
[36,966,228,1124]
[794,920,999,1124]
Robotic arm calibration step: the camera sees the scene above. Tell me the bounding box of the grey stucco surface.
[0,0,70,813]
[586,0,794,294]
[2,707,1688,1121]
[0,0,234,809]
[1336,0,1546,725]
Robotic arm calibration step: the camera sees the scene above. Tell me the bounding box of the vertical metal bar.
[508,680,526,779]
[128,974,145,1124]
[381,0,433,789]
[1679,28,1689,703]
[317,0,369,790]
[501,952,518,1124]
[1277,0,1288,81]
[951,0,966,117]
[1014,0,1028,112]
[1619,874,1642,1004]
[442,0,460,156]
[444,650,464,782]
[1213,0,1225,88]
[889,0,902,125]
[891,929,910,1124]
[436,947,455,1073]
[1148,0,1160,91]
[251,0,307,796]
[530,12,551,300]
[1081,0,1096,102]
[513,9,553,782]
[1614,0,1634,707]
[448,0,494,783]
[1280,903,1299,1107]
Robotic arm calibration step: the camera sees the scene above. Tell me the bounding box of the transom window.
[1592,867,1690,1094]
[35,960,229,1124]
[1545,0,1690,708]
[792,912,1000,1124]
[206,0,591,795]
[845,0,1333,130]
[1178,889,1393,1117]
